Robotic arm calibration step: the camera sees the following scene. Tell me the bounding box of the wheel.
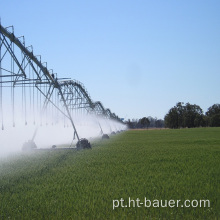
[76,138,91,150]
[22,140,37,151]
[102,134,109,139]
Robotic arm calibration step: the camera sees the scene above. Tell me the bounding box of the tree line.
[126,116,164,129]
[164,102,220,128]
[125,102,220,129]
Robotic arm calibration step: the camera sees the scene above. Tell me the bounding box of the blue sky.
[1,0,220,120]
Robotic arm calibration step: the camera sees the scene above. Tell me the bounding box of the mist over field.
[0,112,126,157]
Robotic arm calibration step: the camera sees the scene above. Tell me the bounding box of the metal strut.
[55,79,80,141]
[0,22,124,150]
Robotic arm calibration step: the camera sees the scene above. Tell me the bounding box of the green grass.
[0,127,219,219]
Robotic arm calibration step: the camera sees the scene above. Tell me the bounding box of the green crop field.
[0,127,219,219]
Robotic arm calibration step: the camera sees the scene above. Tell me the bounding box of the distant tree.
[183,103,203,128]
[126,116,164,129]
[206,104,220,116]
[164,106,179,128]
[176,102,185,127]
[126,119,133,129]
[140,117,150,128]
[202,115,210,127]
[146,118,150,128]
[147,116,156,128]
[165,102,204,128]
[155,119,164,128]
[132,119,139,128]
[206,104,220,127]
[210,114,220,127]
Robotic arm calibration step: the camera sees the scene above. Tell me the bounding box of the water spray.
[0,22,126,154]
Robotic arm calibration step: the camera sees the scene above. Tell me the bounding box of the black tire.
[76,138,91,150]
[102,134,109,139]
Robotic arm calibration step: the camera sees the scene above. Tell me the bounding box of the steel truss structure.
[0,23,122,147]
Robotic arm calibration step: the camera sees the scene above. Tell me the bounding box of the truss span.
[0,23,123,144]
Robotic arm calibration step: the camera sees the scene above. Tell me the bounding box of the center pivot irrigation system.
[0,23,125,150]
